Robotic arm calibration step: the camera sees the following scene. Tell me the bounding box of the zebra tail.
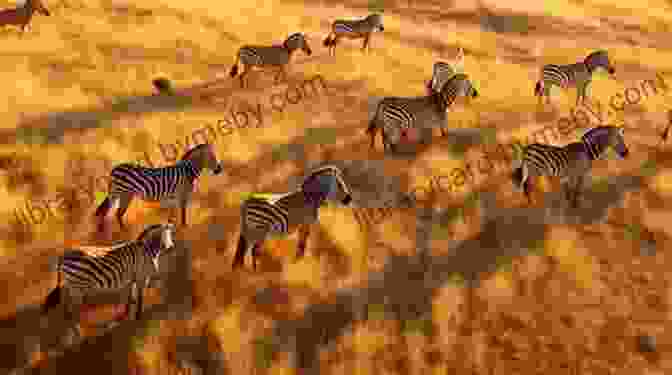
[512,166,524,188]
[534,81,542,96]
[229,54,240,78]
[232,235,247,268]
[365,117,379,147]
[42,258,62,314]
[94,196,112,217]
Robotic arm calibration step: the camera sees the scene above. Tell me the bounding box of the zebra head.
[182,143,223,175]
[301,165,353,206]
[367,13,384,32]
[438,73,478,109]
[581,125,629,160]
[137,223,177,271]
[284,33,312,56]
[585,50,615,75]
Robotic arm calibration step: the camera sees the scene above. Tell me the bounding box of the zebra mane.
[137,224,168,242]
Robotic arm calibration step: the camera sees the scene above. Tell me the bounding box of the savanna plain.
[1,0,672,373]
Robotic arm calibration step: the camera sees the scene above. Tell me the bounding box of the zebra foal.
[231,165,353,271]
[535,50,615,107]
[367,73,479,153]
[425,48,465,95]
[95,143,223,231]
[41,223,177,342]
[229,33,313,89]
[323,13,384,56]
[512,125,629,207]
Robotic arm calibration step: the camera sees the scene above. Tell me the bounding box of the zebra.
[94,143,223,231]
[229,32,313,89]
[425,48,465,96]
[231,165,353,271]
[534,50,616,107]
[41,223,177,342]
[323,13,384,56]
[366,73,479,153]
[511,125,629,207]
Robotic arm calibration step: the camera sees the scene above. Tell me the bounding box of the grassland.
[1,0,672,373]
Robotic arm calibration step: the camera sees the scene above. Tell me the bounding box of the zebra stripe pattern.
[512,125,628,207]
[42,223,176,340]
[367,73,479,152]
[229,33,312,88]
[231,165,353,270]
[426,48,465,95]
[95,143,223,230]
[535,50,615,106]
[323,13,384,56]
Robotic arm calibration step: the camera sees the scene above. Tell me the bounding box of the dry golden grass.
[2,0,672,373]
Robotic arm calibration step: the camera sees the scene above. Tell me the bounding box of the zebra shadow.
[255,166,658,373]
[3,239,194,374]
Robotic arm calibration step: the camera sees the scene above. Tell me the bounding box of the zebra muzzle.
[213,165,223,175]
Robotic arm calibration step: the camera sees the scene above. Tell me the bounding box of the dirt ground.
[1,0,672,373]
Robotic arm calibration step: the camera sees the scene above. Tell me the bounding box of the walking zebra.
[41,223,176,342]
[425,48,465,96]
[367,73,479,152]
[512,125,628,207]
[534,50,615,107]
[229,33,313,89]
[231,165,353,270]
[94,143,223,231]
[323,13,384,56]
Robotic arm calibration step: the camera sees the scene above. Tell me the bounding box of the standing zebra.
[229,32,313,89]
[41,223,176,342]
[535,50,615,107]
[231,165,353,271]
[512,125,629,207]
[425,48,465,96]
[94,143,223,231]
[367,73,479,153]
[323,13,384,56]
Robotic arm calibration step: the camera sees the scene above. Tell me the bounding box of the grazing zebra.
[41,223,176,342]
[425,48,465,96]
[229,33,313,88]
[512,125,629,207]
[231,165,353,270]
[534,50,616,107]
[94,143,223,231]
[323,13,384,56]
[366,73,479,152]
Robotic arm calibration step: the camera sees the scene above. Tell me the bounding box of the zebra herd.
[38,12,634,346]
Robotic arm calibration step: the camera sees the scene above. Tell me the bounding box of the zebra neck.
[583,60,597,74]
[302,191,326,208]
[178,160,201,180]
[581,139,602,160]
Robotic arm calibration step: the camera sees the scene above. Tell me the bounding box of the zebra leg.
[239,66,248,88]
[296,224,312,260]
[362,35,371,53]
[63,295,83,346]
[251,242,263,271]
[135,281,147,320]
[523,178,534,204]
[571,175,585,208]
[179,195,189,227]
[115,194,133,231]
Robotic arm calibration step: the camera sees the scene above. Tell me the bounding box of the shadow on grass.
[2,239,194,374]
[253,167,656,374]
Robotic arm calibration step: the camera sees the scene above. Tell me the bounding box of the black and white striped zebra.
[94,143,223,231]
[425,48,465,95]
[231,165,353,270]
[229,32,313,88]
[41,223,176,341]
[323,13,384,56]
[534,50,615,106]
[366,73,479,152]
[512,125,628,207]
